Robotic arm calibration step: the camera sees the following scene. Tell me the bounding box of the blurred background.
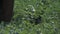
[0,0,60,34]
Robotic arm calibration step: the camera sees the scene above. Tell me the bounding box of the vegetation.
[0,0,60,34]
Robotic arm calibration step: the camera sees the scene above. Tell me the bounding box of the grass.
[0,0,60,34]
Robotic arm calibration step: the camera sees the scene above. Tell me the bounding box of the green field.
[0,0,60,34]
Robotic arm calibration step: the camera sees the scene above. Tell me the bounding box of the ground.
[0,0,60,34]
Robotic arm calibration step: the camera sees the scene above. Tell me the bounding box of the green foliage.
[0,0,60,34]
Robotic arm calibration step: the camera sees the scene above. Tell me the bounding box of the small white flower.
[28,5,36,12]
[51,21,54,24]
